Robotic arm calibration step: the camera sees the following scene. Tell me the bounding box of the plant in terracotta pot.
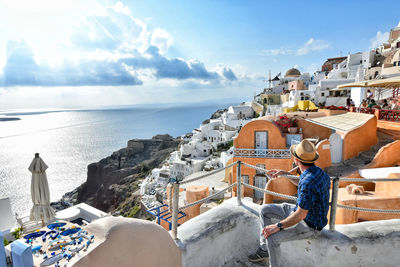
[274,115,298,133]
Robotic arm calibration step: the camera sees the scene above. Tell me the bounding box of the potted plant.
[274,115,298,133]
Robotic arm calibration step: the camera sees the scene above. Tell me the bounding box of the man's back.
[296,165,330,229]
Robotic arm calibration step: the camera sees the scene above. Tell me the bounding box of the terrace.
[233,148,291,159]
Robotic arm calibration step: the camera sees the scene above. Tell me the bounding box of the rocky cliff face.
[64,134,181,216]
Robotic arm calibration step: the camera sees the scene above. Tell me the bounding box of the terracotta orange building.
[226,118,294,200]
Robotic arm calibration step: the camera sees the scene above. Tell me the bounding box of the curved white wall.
[177,198,400,267]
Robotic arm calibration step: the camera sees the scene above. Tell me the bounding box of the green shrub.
[217,140,234,151]
[127,205,141,218]
[12,227,23,239]
[4,238,10,246]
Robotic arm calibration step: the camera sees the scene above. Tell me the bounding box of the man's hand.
[262,224,280,239]
[267,169,288,179]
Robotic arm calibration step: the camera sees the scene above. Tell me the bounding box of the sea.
[0,102,235,217]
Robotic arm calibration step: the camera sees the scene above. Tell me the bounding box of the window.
[321,92,325,97]
[242,175,249,184]
[256,164,266,174]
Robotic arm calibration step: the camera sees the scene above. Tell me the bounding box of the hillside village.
[140,24,400,229]
[2,22,400,267]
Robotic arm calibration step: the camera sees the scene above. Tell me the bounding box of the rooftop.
[306,112,375,132]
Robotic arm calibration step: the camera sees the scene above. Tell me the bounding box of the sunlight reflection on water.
[0,105,226,216]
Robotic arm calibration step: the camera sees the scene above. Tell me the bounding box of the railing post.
[171,181,180,240]
[237,160,242,205]
[329,176,340,231]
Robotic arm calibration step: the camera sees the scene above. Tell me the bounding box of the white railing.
[234,148,291,158]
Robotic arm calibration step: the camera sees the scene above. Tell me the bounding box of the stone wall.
[177,198,400,267]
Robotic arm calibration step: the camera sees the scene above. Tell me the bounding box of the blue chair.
[11,240,33,267]
[0,232,7,267]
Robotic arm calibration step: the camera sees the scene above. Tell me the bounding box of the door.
[329,133,343,163]
[255,131,268,149]
[254,176,267,199]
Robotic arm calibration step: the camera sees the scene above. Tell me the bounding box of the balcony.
[233,148,291,158]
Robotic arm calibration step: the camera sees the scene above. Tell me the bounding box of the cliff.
[63,134,181,217]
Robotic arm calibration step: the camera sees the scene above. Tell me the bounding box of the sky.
[0,0,399,109]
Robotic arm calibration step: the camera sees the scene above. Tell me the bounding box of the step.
[359,151,376,161]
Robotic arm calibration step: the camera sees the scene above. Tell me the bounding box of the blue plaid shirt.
[294,165,331,229]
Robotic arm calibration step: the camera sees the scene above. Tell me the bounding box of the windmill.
[263,70,281,92]
[263,70,272,91]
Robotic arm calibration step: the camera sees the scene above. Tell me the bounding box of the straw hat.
[290,139,319,163]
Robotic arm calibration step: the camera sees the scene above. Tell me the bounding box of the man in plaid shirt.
[248,139,331,266]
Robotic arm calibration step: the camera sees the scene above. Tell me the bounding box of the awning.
[337,81,369,89]
[330,87,351,91]
[367,76,400,88]
[337,76,400,89]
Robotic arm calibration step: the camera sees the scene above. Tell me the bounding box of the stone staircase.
[324,132,394,177]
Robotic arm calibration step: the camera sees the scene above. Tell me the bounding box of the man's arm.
[267,169,299,186]
[262,207,308,238]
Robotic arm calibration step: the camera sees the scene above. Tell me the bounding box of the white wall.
[351,87,366,107]
[177,198,400,267]
[177,198,259,267]
[325,96,347,107]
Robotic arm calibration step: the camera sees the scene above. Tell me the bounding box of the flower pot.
[288,127,298,134]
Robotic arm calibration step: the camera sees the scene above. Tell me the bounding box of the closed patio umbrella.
[29,153,55,224]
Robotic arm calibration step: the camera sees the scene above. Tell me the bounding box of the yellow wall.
[342,116,378,160]
[335,188,400,224]
[375,173,400,196]
[227,157,293,198]
[315,139,331,169]
[318,109,348,116]
[264,177,297,204]
[366,140,400,169]
[260,93,281,105]
[377,120,400,140]
[234,119,286,149]
[297,119,332,140]
[185,186,209,220]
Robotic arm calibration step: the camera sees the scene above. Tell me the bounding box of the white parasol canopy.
[29,154,55,222]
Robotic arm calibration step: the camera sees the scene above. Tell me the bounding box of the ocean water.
[0,103,230,216]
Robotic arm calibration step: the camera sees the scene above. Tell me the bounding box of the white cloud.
[398,21,400,27]
[0,2,238,87]
[306,63,318,74]
[296,38,330,55]
[261,38,330,57]
[370,31,389,48]
[261,48,293,56]
[151,28,173,55]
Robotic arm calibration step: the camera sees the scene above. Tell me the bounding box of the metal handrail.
[180,162,237,185]
[241,181,297,201]
[178,183,237,211]
[242,162,400,182]
[170,159,400,240]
